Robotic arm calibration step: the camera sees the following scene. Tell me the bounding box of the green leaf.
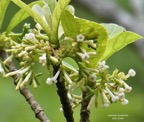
[61,10,78,37]
[61,12,108,67]
[51,0,71,44]
[6,1,43,35]
[43,0,56,13]
[12,0,51,39]
[102,31,142,60]
[0,0,11,30]
[62,61,78,73]
[41,2,52,29]
[75,18,108,67]
[101,23,126,38]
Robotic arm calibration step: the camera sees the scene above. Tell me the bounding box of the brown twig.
[0,50,50,122]
[53,65,74,122]
[80,91,90,122]
[56,79,74,122]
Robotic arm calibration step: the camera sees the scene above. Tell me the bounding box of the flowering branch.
[0,50,50,122]
[0,0,141,121]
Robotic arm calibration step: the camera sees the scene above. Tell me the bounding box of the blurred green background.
[0,0,144,122]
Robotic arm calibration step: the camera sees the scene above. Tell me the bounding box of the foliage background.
[0,0,144,122]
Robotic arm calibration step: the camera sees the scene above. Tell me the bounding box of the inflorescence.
[0,23,136,110]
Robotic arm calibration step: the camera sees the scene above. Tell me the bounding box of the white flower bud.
[67,93,73,101]
[18,51,28,57]
[84,40,97,48]
[63,71,73,84]
[35,23,42,31]
[118,92,125,99]
[105,87,119,102]
[100,91,110,108]
[126,69,136,78]
[59,107,63,112]
[121,81,132,92]
[121,98,129,105]
[46,78,53,85]
[20,71,32,88]
[0,63,5,76]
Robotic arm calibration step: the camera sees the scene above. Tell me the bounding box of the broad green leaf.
[12,0,51,39]
[102,31,142,60]
[6,1,43,35]
[61,10,78,37]
[101,23,126,38]
[62,61,78,73]
[0,0,11,30]
[51,0,71,44]
[43,0,56,13]
[75,18,108,67]
[41,1,52,29]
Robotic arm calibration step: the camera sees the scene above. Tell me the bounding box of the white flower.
[105,87,119,102]
[88,73,97,82]
[97,61,109,72]
[126,69,136,78]
[121,98,129,105]
[46,70,60,85]
[39,53,47,66]
[25,33,38,42]
[76,34,85,42]
[0,63,5,76]
[77,52,90,60]
[82,52,90,60]
[25,33,35,40]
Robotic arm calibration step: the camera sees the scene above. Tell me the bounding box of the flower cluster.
[0,22,136,110]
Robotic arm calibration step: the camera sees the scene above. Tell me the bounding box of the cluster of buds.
[0,23,53,89]
[84,62,135,109]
